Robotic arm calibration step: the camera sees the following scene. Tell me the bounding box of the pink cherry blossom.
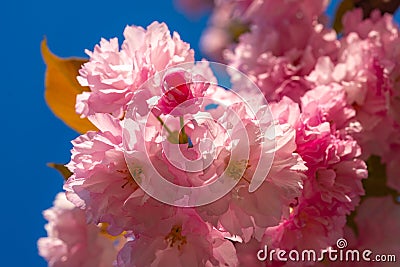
[116,208,239,267]
[64,114,149,235]
[155,67,210,116]
[308,9,400,193]
[196,101,306,242]
[198,0,238,61]
[225,0,338,102]
[325,196,400,267]
[76,22,194,118]
[347,196,400,267]
[342,10,400,194]
[174,0,213,16]
[37,3,400,265]
[300,83,356,131]
[234,238,264,267]
[263,96,367,252]
[38,193,119,267]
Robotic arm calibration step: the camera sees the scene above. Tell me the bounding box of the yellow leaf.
[333,0,355,33]
[41,39,97,133]
[47,162,72,181]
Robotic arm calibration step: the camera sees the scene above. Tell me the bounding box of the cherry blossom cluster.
[39,1,400,266]
[200,1,400,264]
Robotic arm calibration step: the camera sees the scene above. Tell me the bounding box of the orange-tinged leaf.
[333,0,355,33]
[41,39,97,133]
[47,162,72,181]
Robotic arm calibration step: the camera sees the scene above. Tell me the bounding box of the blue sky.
[0,1,207,265]
[0,0,396,266]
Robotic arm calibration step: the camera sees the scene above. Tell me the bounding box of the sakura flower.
[307,36,396,159]
[76,22,194,118]
[200,26,232,62]
[38,193,118,267]
[234,238,264,267]
[116,208,239,267]
[342,10,400,193]
[196,101,306,242]
[174,0,213,16]
[263,96,367,252]
[225,0,339,102]
[325,196,400,267]
[308,9,400,192]
[199,0,247,61]
[76,37,133,118]
[345,196,400,267]
[300,83,356,131]
[64,113,151,235]
[37,3,400,266]
[155,67,210,117]
[123,68,305,235]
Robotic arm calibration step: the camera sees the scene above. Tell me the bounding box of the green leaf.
[363,155,398,198]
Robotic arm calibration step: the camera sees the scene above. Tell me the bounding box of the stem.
[180,116,186,137]
[179,116,190,144]
[156,116,173,135]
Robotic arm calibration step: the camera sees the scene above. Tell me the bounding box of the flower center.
[165,225,187,250]
[119,167,141,189]
[226,159,249,181]
[130,166,143,182]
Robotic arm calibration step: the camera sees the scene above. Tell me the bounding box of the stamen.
[226,159,249,181]
[165,225,187,251]
[118,168,141,189]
